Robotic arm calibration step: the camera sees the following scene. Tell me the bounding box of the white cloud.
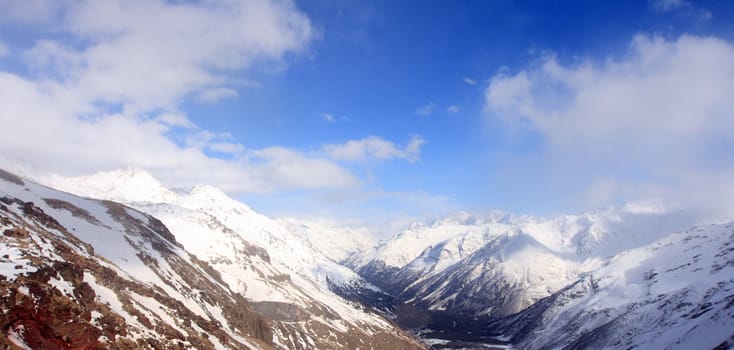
[416,102,437,116]
[463,77,476,85]
[324,135,425,162]
[0,1,365,194]
[155,113,197,129]
[183,130,244,154]
[12,0,313,111]
[0,74,355,193]
[258,186,454,232]
[209,142,246,155]
[249,147,360,190]
[446,105,460,114]
[650,0,712,21]
[320,113,350,123]
[321,112,336,122]
[484,34,734,215]
[196,88,239,103]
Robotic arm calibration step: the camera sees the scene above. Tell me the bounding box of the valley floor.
[423,337,512,350]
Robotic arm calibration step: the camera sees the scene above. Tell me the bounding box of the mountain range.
[1,168,422,349]
[2,167,733,349]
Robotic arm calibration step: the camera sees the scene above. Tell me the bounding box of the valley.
[2,1,733,349]
[2,167,734,349]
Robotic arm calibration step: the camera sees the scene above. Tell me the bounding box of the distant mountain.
[490,222,734,349]
[277,217,373,264]
[3,168,423,349]
[346,205,734,349]
[349,207,702,317]
[9,164,732,349]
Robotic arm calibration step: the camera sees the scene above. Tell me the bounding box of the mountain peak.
[175,183,254,213]
[188,184,229,200]
[118,166,156,179]
[46,167,178,204]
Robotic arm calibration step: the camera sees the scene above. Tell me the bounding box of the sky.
[1,0,734,227]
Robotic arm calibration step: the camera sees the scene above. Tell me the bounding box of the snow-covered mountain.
[9,164,732,349]
[48,168,366,289]
[350,206,703,317]
[0,168,272,349]
[491,222,734,349]
[4,168,423,349]
[277,218,373,264]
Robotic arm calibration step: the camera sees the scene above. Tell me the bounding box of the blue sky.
[1,0,734,225]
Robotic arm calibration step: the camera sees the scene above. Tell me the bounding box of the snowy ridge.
[0,168,271,349]
[15,166,732,349]
[49,168,367,292]
[277,218,373,264]
[351,211,505,270]
[352,206,703,317]
[492,222,734,349]
[45,168,423,349]
[47,167,180,204]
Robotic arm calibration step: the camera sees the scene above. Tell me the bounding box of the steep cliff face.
[0,169,272,349]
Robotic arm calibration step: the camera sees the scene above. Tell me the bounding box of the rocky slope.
[0,168,271,349]
[45,168,422,350]
[490,222,734,349]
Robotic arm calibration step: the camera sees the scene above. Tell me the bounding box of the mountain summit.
[48,167,179,204]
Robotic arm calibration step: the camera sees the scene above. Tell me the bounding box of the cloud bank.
[0,0,417,194]
[484,34,734,217]
[324,135,425,163]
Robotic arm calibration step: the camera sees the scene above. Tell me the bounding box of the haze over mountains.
[1,167,732,349]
